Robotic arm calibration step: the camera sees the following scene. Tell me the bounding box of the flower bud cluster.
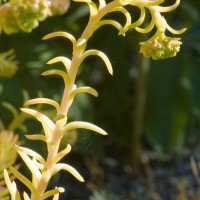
[0,0,70,34]
[50,0,70,15]
[139,33,182,60]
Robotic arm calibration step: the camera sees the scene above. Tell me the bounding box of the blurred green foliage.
[143,0,200,154]
[0,0,200,164]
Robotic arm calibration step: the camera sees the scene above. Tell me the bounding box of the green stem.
[131,55,149,171]
[60,0,121,116]
[30,2,121,199]
[31,125,62,200]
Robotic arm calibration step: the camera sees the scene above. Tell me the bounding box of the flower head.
[139,33,182,60]
[124,0,186,59]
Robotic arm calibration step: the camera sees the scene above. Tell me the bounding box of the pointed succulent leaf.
[15,145,45,165]
[73,0,97,16]
[112,7,131,33]
[142,0,164,6]
[81,49,113,75]
[70,86,98,98]
[25,134,51,143]
[53,193,59,200]
[23,192,30,200]
[21,108,55,133]
[24,98,60,113]
[42,32,76,47]
[42,69,70,87]
[94,20,123,35]
[87,1,98,17]
[64,121,108,135]
[135,14,155,33]
[17,151,42,182]
[9,166,36,193]
[98,0,106,9]
[15,190,21,200]
[52,163,84,182]
[3,169,15,197]
[42,122,53,139]
[32,158,45,170]
[42,187,65,200]
[165,23,186,35]
[47,56,71,73]
[128,5,145,29]
[155,0,180,12]
[54,144,72,163]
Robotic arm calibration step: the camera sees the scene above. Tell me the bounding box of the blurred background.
[0,0,200,199]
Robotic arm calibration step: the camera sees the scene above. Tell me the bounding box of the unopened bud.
[139,33,182,60]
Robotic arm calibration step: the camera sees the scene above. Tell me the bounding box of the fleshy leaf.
[47,56,71,73]
[4,169,16,198]
[73,0,97,16]
[143,0,164,6]
[94,20,123,35]
[42,31,76,47]
[112,7,131,34]
[155,0,180,12]
[21,108,55,133]
[98,0,106,9]
[165,23,187,35]
[32,158,45,170]
[25,134,51,143]
[25,98,60,112]
[4,170,21,200]
[135,14,155,33]
[81,49,113,75]
[15,145,45,165]
[128,5,145,29]
[52,163,84,182]
[23,192,30,200]
[64,121,108,135]
[42,187,65,200]
[9,166,36,193]
[70,86,98,98]
[53,193,59,200]
[42,69,70,87]
[17,151,41,183]
[54,144,71,163]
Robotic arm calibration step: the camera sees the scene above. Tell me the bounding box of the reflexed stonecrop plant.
[0,0,70,78]
[0,131,20,200]
[4,0,186,199]
[0,0,70,34]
